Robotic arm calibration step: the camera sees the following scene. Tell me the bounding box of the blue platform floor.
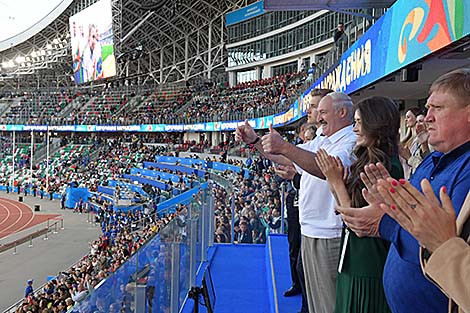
[268,235,302,313]
[207,235,301,313]
[211,244,269,313]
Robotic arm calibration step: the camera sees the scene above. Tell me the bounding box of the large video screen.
[69,0,116,84]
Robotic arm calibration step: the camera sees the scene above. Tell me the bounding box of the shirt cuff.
[379,213,399,243]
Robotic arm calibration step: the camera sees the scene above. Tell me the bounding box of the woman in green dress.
[315,96,403,313]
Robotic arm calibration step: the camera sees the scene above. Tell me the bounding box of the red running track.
[0,198,60,239]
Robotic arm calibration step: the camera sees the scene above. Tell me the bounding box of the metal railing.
[0,217,65,255]
[2,217,66,313]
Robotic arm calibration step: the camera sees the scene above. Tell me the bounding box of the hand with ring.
[376,178,457,252]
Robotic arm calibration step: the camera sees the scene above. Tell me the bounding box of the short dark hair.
[310,88,333,98]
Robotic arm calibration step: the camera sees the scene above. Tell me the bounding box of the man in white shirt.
[236,91,356,313]
[82,24,102,82]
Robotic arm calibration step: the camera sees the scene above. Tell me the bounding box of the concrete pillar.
[212,132,222,146]
[262,64,271,79]
[255,66,262,80]
[228,71,237,87]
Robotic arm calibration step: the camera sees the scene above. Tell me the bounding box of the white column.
[255,66,262,80]
[30,131,34,187]
[11,131,16,188]
[46,128,50,192]
[228,71,237,87]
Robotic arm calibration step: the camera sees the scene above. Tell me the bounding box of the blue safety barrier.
[66,188,90,209]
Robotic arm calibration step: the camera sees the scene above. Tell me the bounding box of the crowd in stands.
[16,206,179,313]
[70,91,129,125]
[0,71,306,126]
[212,154,287,244]
[180,72,305,123]
[126,89,192,125]
[5,127,299,311]
[7,134,210,311]
[1,91,75,125]
[0,135,175,199]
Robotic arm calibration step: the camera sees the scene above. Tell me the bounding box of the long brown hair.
[400,106,421,147]
[346,96,400,207]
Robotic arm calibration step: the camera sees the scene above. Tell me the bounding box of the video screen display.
[69,0,116,84]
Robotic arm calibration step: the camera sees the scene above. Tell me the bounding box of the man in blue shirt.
[25,279,34,298]
[337,68,470,312]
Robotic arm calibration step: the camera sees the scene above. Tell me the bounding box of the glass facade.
[227,10,367,68]
[272,60,298,77]
[227,10,316,44]
[237,69,258,83]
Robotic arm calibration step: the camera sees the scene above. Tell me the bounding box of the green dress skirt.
[334,157,403,313]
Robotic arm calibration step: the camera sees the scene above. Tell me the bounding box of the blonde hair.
[430,68,470,106]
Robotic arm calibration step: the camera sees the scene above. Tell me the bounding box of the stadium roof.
[1,0,395,88]
[0,0,73,52]
[0,0,257,88]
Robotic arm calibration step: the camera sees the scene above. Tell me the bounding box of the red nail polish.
[442,186,447,194]
[390,187,395,193]
[391,204,396,210]
[391,180,398,187]
[399,179,406,185]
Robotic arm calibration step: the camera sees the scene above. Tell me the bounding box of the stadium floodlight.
[15,56,26,64]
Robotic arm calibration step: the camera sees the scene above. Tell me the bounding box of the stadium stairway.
[183,234,301,313]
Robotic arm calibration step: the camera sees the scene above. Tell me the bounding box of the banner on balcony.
[264,0,395,10]
[226,1,265,26]
[307,0,469,95]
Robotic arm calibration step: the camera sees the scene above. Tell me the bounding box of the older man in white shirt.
[236,91,356,313]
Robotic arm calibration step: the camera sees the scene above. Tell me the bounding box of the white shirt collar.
[324,125,355,144]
